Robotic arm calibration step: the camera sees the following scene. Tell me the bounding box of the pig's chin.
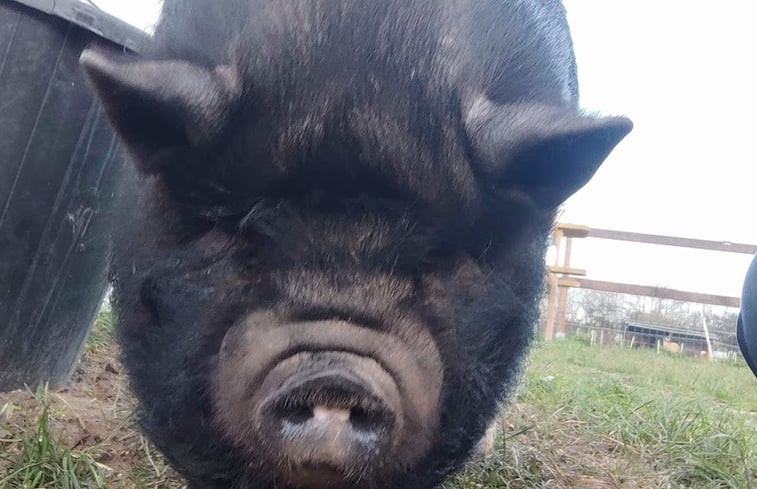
[210,312,444,488]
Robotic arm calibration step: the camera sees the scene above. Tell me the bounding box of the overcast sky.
[560,1,756,299]
[94,0,757,299]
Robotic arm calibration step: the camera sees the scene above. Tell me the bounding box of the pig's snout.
[212,314,443,487]
[263,356,398,443]
[258,352,400,485]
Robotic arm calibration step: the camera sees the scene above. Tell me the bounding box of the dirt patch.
[0,326,184,488]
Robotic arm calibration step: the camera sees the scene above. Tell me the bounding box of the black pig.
[80,1,631,488]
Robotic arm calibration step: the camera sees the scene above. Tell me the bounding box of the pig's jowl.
[80,1,631,488]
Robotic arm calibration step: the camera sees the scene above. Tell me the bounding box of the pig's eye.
[469,239,495,261]
[171,210,217,245]
[429,224,498,262]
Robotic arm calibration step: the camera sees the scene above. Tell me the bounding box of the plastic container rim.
[9,0,150,52]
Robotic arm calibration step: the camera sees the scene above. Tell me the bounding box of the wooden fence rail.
[543,224,753,342]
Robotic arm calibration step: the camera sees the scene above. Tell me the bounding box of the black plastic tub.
[0,0,145,391]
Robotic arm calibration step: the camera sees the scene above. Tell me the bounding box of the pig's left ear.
[79,48,239,172]
[465,98,632,208]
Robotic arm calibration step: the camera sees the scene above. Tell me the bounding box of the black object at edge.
[10,0,149,52]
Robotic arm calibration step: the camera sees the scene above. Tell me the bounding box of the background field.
[1,307,755,489]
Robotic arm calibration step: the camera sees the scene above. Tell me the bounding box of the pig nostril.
[276,404,313,425]
[262,366,398,450]
[273,402,387,433]
[349,406,383,433]
[350,407,369,430]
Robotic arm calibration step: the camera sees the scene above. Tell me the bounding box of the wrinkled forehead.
[226,90,479,218]
[231,0,576,105]
[240,1,443,74]
[218,6,483,216]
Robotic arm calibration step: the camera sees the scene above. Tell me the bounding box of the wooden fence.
[543,223,757,343]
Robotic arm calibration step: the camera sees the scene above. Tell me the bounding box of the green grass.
[3,322,755,488]
[0,386,106,489]
[85,305,116,351]
[446,339,757,489]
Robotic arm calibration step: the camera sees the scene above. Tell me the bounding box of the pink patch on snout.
[312,406,351,424]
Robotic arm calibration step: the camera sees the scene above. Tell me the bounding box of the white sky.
[560,0,757,298]
[94,1,757,298]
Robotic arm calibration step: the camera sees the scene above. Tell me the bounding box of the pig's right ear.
[465,97,632,209]
[80,48,239,172]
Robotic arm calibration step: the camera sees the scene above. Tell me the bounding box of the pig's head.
[81,2,630,488]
